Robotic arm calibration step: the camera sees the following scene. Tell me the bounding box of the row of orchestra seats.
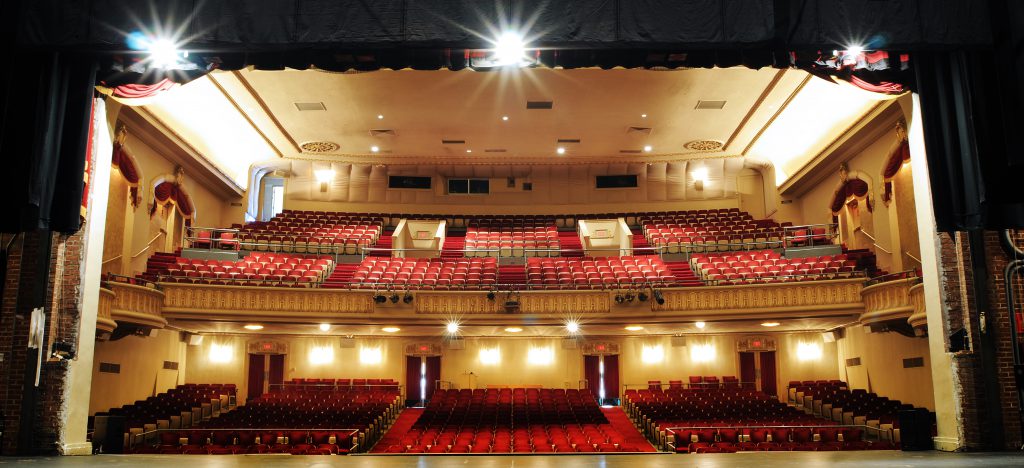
[374,388,646,453]
[669,426,898,453]
[142,253,334,287]
[787,381,935,443]
[644,376,745,390]
[136,429,354,455]
[92,384,236,432]
[274,378,400,392]
[691,250,860,284]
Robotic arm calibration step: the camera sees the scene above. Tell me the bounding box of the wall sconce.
[692,167,708,192]
[314,169,335,193]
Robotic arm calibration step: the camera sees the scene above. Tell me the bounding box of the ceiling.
[169,314,857,338]
[137,66,884,190]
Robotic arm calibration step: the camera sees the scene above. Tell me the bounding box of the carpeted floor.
[370,408,424,452]
[601,406,657,452]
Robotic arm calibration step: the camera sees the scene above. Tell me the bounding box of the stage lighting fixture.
[403,293,414,304]
[147,38,182,69]
[614,294,625,304]
[638,291,650,302]
[653,289,665,305]
[565,320,580,334]
[624,292,635,302]
[487,291,496,301]
[373,294,387,304]
[389,293,400,304]
[494,31,526,66]
[446,322,459,334]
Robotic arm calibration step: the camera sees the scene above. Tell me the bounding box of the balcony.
[907,283,927,335]
[860,273,921,332]
[108,281,167,329]
[96,287,117,339]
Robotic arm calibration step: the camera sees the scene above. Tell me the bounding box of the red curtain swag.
[830,178,871,215]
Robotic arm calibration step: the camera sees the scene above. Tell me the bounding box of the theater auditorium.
[1,1,1023,466]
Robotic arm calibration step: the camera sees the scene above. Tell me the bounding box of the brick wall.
[939,230,1024,450]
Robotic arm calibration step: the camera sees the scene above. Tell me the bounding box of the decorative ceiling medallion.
[684,139,724,152]
[301,141,340,153]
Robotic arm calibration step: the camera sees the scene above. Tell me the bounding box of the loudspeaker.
[187,334,203,346]
[898,409,932,451]
[671,336,687,347]
[822,331,836,343]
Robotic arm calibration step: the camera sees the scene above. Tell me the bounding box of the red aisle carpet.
[602,406,657,452]
[371,408,423,453]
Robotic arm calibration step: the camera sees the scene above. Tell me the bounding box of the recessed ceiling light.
[382,326,401,333]
[504,327,523,333]
[761,322,781,327]
[502,116,509,121]
[695,321,706,329]
[556,147,566,155]
[370,146,380,153]
[641,113,648,118]
[319,323,331,332]
[643,145,653,152]
[565,320,580,334]
[377,114,384,119]
[446,322,459,334]
[466,149,472,153]
[244,324,264,331]
[624,326,644,331]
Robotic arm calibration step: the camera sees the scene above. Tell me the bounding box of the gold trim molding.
[860,278,917,326]
[97,287,117,338]
[109,283,167,329]
[161,283,373,321]
[653,279,864,317]
[907,283,927,334]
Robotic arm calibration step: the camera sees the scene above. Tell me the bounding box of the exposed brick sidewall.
[0,229,85,455]
[940,230,1024,450]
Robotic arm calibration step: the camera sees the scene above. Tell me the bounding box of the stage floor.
[2,452,1023,468]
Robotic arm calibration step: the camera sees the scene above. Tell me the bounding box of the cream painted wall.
[835,325,935,410]
[89,329,187,415]
[737,169,767,219]
[440,337,584,389]
[285,198,740,218]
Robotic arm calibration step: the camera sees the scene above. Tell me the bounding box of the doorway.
[247,353,285,401]
[739,351,778,396]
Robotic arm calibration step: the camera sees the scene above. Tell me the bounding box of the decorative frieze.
[160,283,373,320]
[907,283,927,334]
[652,279,864,317]
[109,282,167,329]
[860,278,917,327]
[96,287,117,337]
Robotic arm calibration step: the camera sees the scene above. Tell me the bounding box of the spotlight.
[502,116,509,121]
[565,320,580,334]
[653,289,665,305]
[389,293,400,304]
[695,321,706,329]
[147,38,182,69]
[446,322,459,334]
[493,31,527,66]
[373,294,387,304]
[403,292,413,304]
[624,292,635,302]
[846,44,866,55]
[614,294,625,304]
[319,323,331,332]
[487,291,496,301]
[556,147,566,155]
[637,291,650,302]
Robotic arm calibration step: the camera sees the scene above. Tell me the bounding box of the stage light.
[403,293,414,304]
[244,324,264,331]
[389,293,400,304]
[479,348,501,365]
[208,344,233,363]
[637,291,649,302]
[373,294,387,304]
[643,145,652,153]
[370,146,380,153]
[614,294,625,304]
[319,323,331,332]
[556,147,566,155]
[493,31,527,66]
[624,326,644,331]
[504,327,522,333]
[624,292,635,302]
[695,321,706,329]
[446,322,460,334]
[502,116,509,121]
[846,44,866,55]
[487,291,496,301]
[565,320,580,334]
[653,289,665,305]
[761,322,780,327]
[148,38,182,69]
[314,169,336,183]
[381,326,401,333]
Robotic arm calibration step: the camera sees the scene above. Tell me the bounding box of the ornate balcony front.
[108,282,167,329]
[907,283,927,335]
[96,287,117,340]
[860,277,919,332]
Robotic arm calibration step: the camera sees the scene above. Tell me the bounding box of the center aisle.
[371,408,423,453]
[601,407,658,452]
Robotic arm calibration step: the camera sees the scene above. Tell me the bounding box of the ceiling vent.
[619,149,642,154]
[484,148,507,153]
[526,100,553,109]
[684,139,725,151]
[627,126,652,135]
[556,138,581,144]
[294,102,326,111]
[695,100,727,110]
[441,139,466,145]
[370,129,397,137]
[300,141,340,153]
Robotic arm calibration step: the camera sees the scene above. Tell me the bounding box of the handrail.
[853,227,893,254]
[102,255,122,265]
[863,269,921,287]
[905,252,922,265]
[663,424,891,443]
[623,381,758,391]
[103,273,159,289]
[132,231,165,259]
[131,427,361,451]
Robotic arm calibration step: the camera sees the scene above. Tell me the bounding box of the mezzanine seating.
[145,253,334,287]
[642,208,785,253]
[526,256,676,289]
[374,388,641,453]
[347,257,499,289]
[464,224,560,257]
[235,210,384,254]
[690,250,859,284]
